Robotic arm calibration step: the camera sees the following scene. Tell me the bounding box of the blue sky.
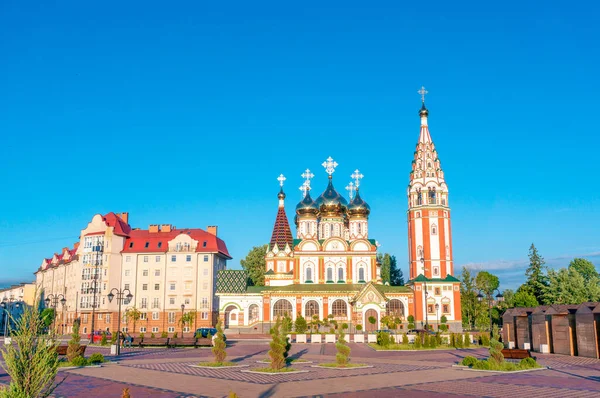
[1,1,598,289]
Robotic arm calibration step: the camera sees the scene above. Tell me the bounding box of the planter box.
[311,334,322,343]
[296,334,307,343]
[367,334,377,343]
[508,341,515,349]
[353,334,365,343]
[4,337,11,345]
[325,334,336,343]
[540,344,549,353]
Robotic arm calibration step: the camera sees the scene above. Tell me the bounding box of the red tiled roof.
[270,206,293,250]
[121,228,231,258]
[102,212,132,236]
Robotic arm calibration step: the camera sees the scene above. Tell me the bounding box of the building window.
[305,267,312,282]
[358,267,365,282]
[435,287,441,296]
[387,299,405,318]
[124,283,130,290]
[141,298,147,309]
[143,269,149,277]
[201,312,208,320]
[129,242,134,248]
[273,300,293,318]
[203,241,207,247]
[124,269,131,276]
[83,314,88,323]
[168,312,175,323]
[154,284,160,290]
[326,268,333,282]
[152,327,159,333]
[140,312,147,320]
[152,298,159,309]
[168,327,175,333]
[158,242,162,248]
[203,269,209,276]
[169,297,175,305]
[155,269,160,276]
[145,242,150,248]
[170,283,176,291]
[202,282,208,290]
[144,256,148,263]
[105,314,111,323]
[125,256,131,262]
[249,304,259,323]
[201,297,208,308]
[142,284,148,291]
[337,268,344,282]
[442,304,450,314]
[427,304,435,314]
[185,282,192,291]
[305,300,319,318]
[183,327,190,332]
[431,224,437,235]
[171,255,176,262]
[434,267,439,276]
[184,298,190,305]
[152,312,159,320]
[140,327,147,333]
[186,255,191,262]
[98,314,103,320]
[331,300,347,317]
[155,256,160,262]
[204,255,209,262]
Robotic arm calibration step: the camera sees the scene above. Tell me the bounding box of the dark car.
[195,327,226,342]
[88,330,112,343]
[408,329,437,335]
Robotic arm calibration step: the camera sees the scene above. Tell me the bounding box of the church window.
[331,300,347,317]
[305,300,319,318]
[434,267,439,276]
[230,313,237,321]
[445,246,450,260]
[249,304,259,324]
[417,246,423,258]
[431,224,437,235]
[358,267,365,282]
[416,212,420,218]
[434,287,441,296]
[273,299,293,318]
[330,224,334,236]
[357,223,361,235]
[442,304,450,314]
[337,268,344,282]
[387,299,405,318]
[427,304,435,314]
[326,268,333,282]
[416,189,422,205]
[428,187,436,204]
[305,267,312,282]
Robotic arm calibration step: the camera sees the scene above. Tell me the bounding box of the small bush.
[71,356,89,367]
[356,325,363,332]
[450,333,456,347]
[294,314,308,333]
[463,333,471,348]
[122,388,131,398]
[479,332,490,347]
[368,316,376,325]
[414,333,422,348]
[519,357,537,369]
[139,332,145,339]
[423,333,430,348]
[461,356,477,367]
[402,333,409,345]
[150,332,156,338]
[161,331,168,338]
[472,360,490,370]
[89,353,105,364]
[100,331,108,346]
[173,332,178,338]
[377,331,392,347]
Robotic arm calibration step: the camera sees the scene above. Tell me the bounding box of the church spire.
[418,86,432,143]
[270,174,293,250]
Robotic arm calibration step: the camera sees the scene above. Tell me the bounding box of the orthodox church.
[216,92,462,332]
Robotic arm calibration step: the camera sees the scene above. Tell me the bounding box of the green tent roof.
[408,274,460,283]
[216,270,251,294]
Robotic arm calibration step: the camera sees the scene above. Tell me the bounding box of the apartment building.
[0,282,36,305]
[35,212,230,335]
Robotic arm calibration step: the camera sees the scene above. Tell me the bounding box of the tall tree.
[545,267,600,304]
[512,287,539,307]
[378,253,391,284]
[475,271,500,295]
[459,267,478,329]
[568,258,599,281]
[389,255,404,286]
[125,307,141,334]
[523,244,548,304]
[240,245,268,286]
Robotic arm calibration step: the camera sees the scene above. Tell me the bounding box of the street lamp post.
[180,304,185,336]
[435,303,440,331]
[44,294,67,335]
[107,288,133,356]
[477,289,504,331]
[1,298,20,337]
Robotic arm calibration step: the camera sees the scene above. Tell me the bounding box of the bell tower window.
[431,224,437,235]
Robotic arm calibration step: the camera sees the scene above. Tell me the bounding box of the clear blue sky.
[1,1,599,290]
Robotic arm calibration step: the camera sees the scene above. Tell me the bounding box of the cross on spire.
[322,156,338,176]
[418,86,428,103]
[299,180,310,198]
[345,182,356,200]
[277,174,286,187]
[301,168,314,189]
[351,169,364,188]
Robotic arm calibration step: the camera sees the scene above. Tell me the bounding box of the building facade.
[35,213,230,335]
[217,99,462,332]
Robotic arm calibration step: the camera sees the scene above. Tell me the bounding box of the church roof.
[216,270,251,294]
[407,274,460,283]
[270,204,293,250]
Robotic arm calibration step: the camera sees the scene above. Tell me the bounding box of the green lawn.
[368,343,455,351]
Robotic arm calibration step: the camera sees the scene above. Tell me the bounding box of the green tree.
[240,245,267,286]
[512,287,539,307]
[212,319,227,364]
[378,253,391,284]
[179,310,197,335]
[389,255,405,286]
[294,313,307,333]
[568,258,599,281]
[0,298,61,397]
[268,317,285,370]
[125,307,142,334]
[475,271,500,295]
[40,308,55,330]
[523,244,548,304]
[545,267,600,304]
[66,321,82,362]
[460,267,478,329]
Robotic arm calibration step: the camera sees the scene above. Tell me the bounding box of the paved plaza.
[1,341,599,397]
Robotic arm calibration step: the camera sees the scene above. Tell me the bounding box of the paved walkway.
[1,343,599,397]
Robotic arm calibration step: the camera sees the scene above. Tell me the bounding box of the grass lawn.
[196,361,239,367]
[460,356,542,371]
[368,343,454,351]
[251,367,299,373]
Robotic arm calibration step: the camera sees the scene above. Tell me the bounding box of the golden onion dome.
[295,190,318,216]
[347,189,370,217]
[315,177,348,215]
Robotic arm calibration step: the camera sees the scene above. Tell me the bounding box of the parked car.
[408,329,437,335]
[195,327,226,342]
[88,330,112,343]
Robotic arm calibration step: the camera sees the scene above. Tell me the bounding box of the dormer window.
[157,242,162,248]
[203,241,207,247]
[129,242,134,248]
[144,242,150,248]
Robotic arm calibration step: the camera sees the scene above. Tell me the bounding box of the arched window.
[337,268,344,282]
[431,224,437,235]
[273,300,293,318]
[306,267,312,282]
[305,300,319,318]
[327,268,333,282]
[358,267,365,282]
[331,300,347,317]
[230,313,237,321]
[417,246,423,258]
[387,299,405,318]
[417,189,422,205]
[428,187,436,204]
[248,304,259,324]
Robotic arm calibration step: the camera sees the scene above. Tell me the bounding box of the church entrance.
[365,309,378,332]
[224,305,239,328]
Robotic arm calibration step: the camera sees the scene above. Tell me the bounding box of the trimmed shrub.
[479,332,490,347]
[463,333,471,348]
[520,357,537,369]
[450,333,456,347]
[110,332,117,345]
[66,322,82,362]
[294,314,308,333]
[368,316,376,325]
[139,332,145,339]
[414,333,422,348]
[150,332,156,338]
[89,353,105,364]
[212,319,227,363]
[335,324,351,366]
[173,332,178,338]
[161,331,168,338]
[377,331,392,347]
[423,333,430,348]
[356,325,363,332]
[71,356,88,367]
[100,331,108,346]
[402,333,409,345]
[461,356,477,367]
[472,360,490,370]
[122,388,131,398]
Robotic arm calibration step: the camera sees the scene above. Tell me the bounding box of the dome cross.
[301,168,314,188]
[277,174,286,187]
[345,182,356,200]
[418,86,428,103]
[322,156,338,176]
[351,169,364,188]
[299,180,310,198]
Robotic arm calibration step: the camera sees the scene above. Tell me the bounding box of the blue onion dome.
[296,190,319,215]
[315,177,348,215]
[419,102,429,117]
[277,188,286,200]
[347,189,370,217]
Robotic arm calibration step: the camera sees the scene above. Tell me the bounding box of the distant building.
[217,97,462,332]
[35,213,231,335]
[0,282,36,306]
